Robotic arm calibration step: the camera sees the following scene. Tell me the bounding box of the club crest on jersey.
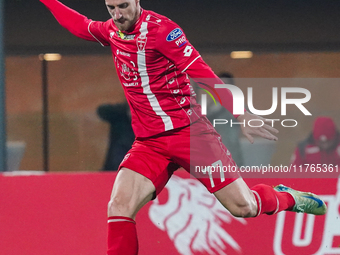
[166,28,183,42]
[137,35,147,51]
[116,30,135,40]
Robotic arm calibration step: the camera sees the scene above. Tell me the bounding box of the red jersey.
[290,138,340,166]
[41,0,237,137]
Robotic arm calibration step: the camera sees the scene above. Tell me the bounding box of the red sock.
[107,216,138,255]
[251,184,295,216]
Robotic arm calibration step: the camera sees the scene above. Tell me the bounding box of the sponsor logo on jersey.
[175,35,187,47]
[116,30,136,40]
[123,82,139,87]
[116,59,138,81]
[116,49,131,57]
[166,28,183,42]
[183,45,193,57]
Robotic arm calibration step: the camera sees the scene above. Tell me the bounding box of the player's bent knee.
[225,196,258,218]
[214,179,258,218]
[229,202,256,218]
[108,194,135,218]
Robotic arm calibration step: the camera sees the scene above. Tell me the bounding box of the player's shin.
[251,184,295,216]
[107,216,138,255]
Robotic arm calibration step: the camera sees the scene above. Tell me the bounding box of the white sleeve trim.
[252,190,262,217]
[88,21,106,47]
[108,219,135,224]
[181,55,201,73]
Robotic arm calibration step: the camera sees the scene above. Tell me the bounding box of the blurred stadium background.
[3,0,340,171]
[2,0,340,171]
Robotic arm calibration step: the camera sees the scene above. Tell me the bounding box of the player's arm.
[184,58,237,118]
[186,59,278,143]
[40,0,109,45]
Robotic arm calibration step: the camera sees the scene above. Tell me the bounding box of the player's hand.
[237,111,278,144]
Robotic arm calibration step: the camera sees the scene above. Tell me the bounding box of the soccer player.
[39,0,327,254]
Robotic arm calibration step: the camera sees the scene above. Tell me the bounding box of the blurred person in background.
[291,116,340,166]
[97,103,135,171]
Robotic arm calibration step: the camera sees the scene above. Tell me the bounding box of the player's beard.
[114,19,129,31]
[114,13,139,31]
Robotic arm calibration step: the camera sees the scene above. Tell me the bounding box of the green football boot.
[274,184,327,215]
